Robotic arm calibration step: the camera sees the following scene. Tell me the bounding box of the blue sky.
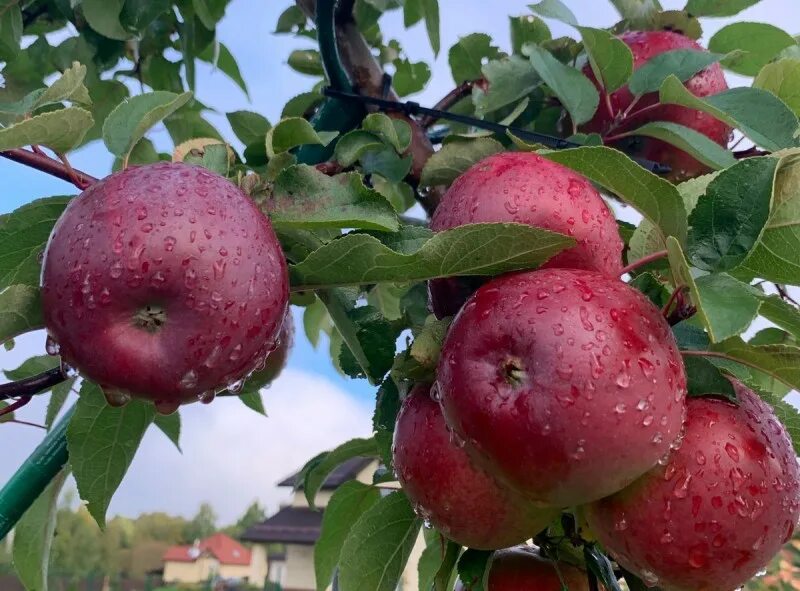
[1,0,799,524]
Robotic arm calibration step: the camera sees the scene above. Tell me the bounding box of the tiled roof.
[162,533,252,566]
[240,506,322,544]
[277,456,373,489]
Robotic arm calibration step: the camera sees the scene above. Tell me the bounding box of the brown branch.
[0,148,98,190]
[734,146,769,159]
[775,283,799,307]
[296,0,441,216]
[419,80,480,129]
[0,396,33,418]
[0,367,68,402]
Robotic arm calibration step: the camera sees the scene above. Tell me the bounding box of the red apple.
[41,162,289,413]
[393,384,559,549]
[437,268,687,507]
[582,30,731,182]
[456,546,589,590]
[428,151,623,318]
[585,380,800,591]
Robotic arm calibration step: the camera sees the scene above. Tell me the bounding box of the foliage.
[2,0,800,590]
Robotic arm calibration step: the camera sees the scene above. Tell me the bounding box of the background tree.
[183,503,218,543]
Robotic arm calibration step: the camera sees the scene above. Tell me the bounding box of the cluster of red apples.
[36,28,800,591]
[395,31,800,591]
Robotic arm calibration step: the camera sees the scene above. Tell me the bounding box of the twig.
[58,153,92,190]
[419,80,479,129]
[775,283,799,306]
[603,91,615,122]
[0,396,33,418]
[661,284,686,317]
[620,250,669,276]
[0,148,98,190]
[0,367,68,402]
[734,146,769,159]
[8,419,47,430]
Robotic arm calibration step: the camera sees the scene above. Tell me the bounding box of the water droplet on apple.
[45,335,60,356]
[103,387,131,407]
[179,369,198,390]
[197,390,215,404]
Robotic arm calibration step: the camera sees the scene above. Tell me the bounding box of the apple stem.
[661,284,687,317]
[602,91,615,121]
[0,148,98,190]
[0,396,33,418]
[620,250,669,277]
[0,367,68,402]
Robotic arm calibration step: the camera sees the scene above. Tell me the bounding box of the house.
[162,532,254,584]
[242,457,425,591]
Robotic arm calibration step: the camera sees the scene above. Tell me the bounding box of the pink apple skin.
[437,268,687,507]
[393,384,559,549]
[428,152,623,318]
[582,30,731,182]
[586,381,800,591]
[41,162,289,411]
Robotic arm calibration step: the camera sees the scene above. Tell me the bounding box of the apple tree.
[1,0,800,590]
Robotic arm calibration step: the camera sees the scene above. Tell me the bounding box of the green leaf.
[290,223,575,290]
[337,305,399,382]
[754,58,800,117]
[338,491,422,591]
[545,146,687,247]
[334,131,385,168]
[448,33,503,84]
[372,177,416,213]
[303,297,329,348]
[578,26,634,92]
[103,91,193,160]
[367,283,406,321]
[282,91,325,119]
[0,196,71,290]
[525,44,599,126]
[238,390,266,415]
[4,355,58,380]
[758,295,800,341]
[67,381,155,527]
[315,481,382,591]
[472,56,540,116]
[528,0,578,26]
[198,42,249,98]
[13,470,67,591]
[267,165,399,232]
[0,285,43,342]
[393,59,431,97]
[0,2,22,62]
[510,15,551,55]
[734,152,800,284]
[423,0,440,56]
[226,111,271,146]
[153,412,181,451]
[684,356,738,401]
[32,62,91,112]
[360,147,412,183]
[584,545,623,591]
[373,379,401,470]
[288,49,324,77]
[192,0,226,29]
[266,117,337,158]
[709,22,796,76]
[420,138,504,187]
[457,549,493,591]
[659,76,800,151]
[688,157,777,271]
[622,121,735,170]
[82,0,130,40]
[609,0,662,26]
[628,49,722,96]
[46,379,74,430]
[0,108,93,153]
[684,0,762,17]
[708,336,800,392]
[276,5,306,32]
[304,438,379,509]
[431,538,461,591]
[363,113,412,154]
[693,273,762,342]
[82,81,129,145]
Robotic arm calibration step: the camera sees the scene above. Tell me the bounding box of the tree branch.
[0,367,68,402]
[0,148,98,190]
[0,396,33,418]
[620,250,669,276]
[419,80,480,129]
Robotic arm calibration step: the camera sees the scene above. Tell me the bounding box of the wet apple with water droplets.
[41,162,289,412]
[393,384,559,549]
[455,546,589,591]
[428,152,624,318]
[582,30,731,182]
[585,380,800,591]
[437,268,687,506]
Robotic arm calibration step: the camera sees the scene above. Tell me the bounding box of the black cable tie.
[321,86,672,175]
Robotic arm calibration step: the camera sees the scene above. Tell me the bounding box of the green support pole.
[296,0,365,165]
[0,403,74,540]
